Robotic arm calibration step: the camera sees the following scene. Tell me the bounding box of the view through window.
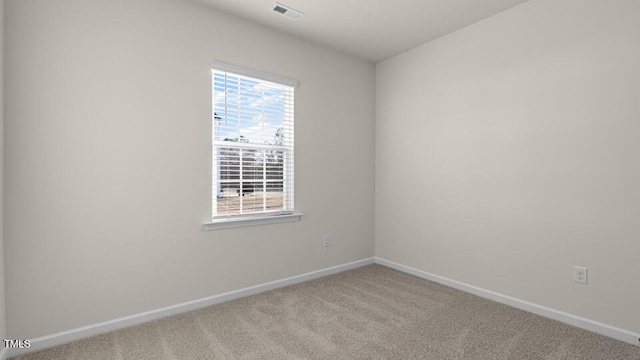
[212,65,294,218]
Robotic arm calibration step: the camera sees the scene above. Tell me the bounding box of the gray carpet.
[12,264,640,359]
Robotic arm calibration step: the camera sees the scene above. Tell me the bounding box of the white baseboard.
[8,257,375,358]
[375,257,640,347]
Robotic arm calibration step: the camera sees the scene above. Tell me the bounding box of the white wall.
[0,0,6,343]
[4,0,375,338]
[376,0,640,333]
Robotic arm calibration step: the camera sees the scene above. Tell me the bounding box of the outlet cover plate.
[573,266,588,284]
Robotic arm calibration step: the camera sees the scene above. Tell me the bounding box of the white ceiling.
[193,0,530,63]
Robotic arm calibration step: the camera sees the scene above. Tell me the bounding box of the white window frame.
[204,61,302,230]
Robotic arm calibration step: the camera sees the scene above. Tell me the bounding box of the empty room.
[1,0,639,359]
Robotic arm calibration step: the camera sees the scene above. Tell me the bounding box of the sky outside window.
[213,73,290,145]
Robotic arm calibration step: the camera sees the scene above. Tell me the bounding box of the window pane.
[218,148,240,180]
[216,182,240,216]
[266,151,284,180]
[265,181,284,211]
[240,181,264,213]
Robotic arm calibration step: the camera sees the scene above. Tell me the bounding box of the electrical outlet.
[323,235,331,247]
[573,266,588,284]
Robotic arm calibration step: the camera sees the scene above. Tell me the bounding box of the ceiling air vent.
[272,3,303,20]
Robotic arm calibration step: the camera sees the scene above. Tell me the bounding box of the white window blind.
[211,63,295,219]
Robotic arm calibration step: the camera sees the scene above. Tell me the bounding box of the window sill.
[203,213,303,231]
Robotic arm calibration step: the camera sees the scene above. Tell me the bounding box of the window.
[211,62,296,222]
